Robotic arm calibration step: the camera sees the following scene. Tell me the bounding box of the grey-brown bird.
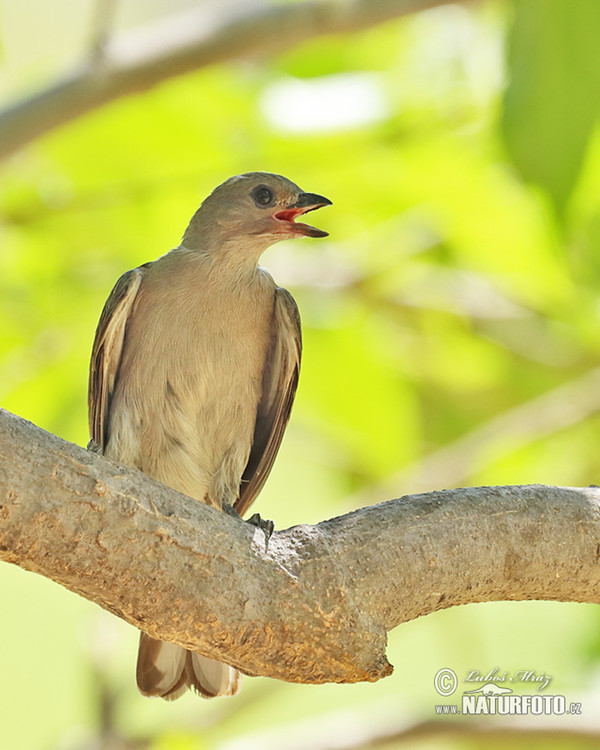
[88,172,331,700]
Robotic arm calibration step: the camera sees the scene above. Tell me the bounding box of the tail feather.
[136,632,241,700]
[189,652,241,697]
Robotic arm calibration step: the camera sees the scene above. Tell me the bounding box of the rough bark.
[0,0,469,161]
[1,407,600,685]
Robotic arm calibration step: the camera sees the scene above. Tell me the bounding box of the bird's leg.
[222,502,242,519]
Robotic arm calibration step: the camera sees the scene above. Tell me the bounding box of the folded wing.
[235,287,302,516]
[88,266,147,450]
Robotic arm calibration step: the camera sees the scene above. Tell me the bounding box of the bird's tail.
[136,632,241,700]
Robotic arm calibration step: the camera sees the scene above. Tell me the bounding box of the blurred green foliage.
[503,0,600,214]
[2,1,600,749]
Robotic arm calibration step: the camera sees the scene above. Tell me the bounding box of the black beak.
[293,192,333,210]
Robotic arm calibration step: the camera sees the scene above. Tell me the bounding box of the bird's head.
[182,172,332,255]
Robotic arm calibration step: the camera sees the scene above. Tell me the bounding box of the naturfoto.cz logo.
[433,668,582,716]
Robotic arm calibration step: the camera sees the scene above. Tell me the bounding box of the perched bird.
[88,172,331,700]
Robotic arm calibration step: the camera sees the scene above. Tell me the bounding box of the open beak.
[274,192,332,238]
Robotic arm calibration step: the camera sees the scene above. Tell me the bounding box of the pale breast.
[105,251,275,506]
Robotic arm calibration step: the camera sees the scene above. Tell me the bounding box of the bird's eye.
[251,185,275,207]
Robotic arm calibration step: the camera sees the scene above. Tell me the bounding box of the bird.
[87,172,331,700]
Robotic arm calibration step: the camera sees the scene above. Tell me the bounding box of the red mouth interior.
[273,203,329,238]
[274,207,311,224]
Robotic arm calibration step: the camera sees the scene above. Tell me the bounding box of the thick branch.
[0,0,465,160]
[1,408,600,685]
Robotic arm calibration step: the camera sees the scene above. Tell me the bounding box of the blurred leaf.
[502,0,600,213]
[150,732,206,750]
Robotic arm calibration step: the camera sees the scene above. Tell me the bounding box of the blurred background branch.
[88,0,119,62]
[218,715,600,750]
[350,365,600,502]
[0,0,469,161]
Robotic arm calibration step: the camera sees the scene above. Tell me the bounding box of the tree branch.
[0,0,468,161]
[1,407,600,685]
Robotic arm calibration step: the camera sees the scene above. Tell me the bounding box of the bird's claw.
[222,505,274,545]
[247,512,275,542]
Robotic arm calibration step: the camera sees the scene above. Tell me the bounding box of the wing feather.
[88,266,146,451]
[235,287,302,516]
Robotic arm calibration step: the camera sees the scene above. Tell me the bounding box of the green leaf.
[502,0,600,213]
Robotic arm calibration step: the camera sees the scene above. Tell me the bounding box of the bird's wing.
[235,287,302,516]
[88,266,147,451]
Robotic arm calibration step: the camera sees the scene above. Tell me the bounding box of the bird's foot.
[222,505,274,545]
[246,513,275,543]
[222,503,275,544]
